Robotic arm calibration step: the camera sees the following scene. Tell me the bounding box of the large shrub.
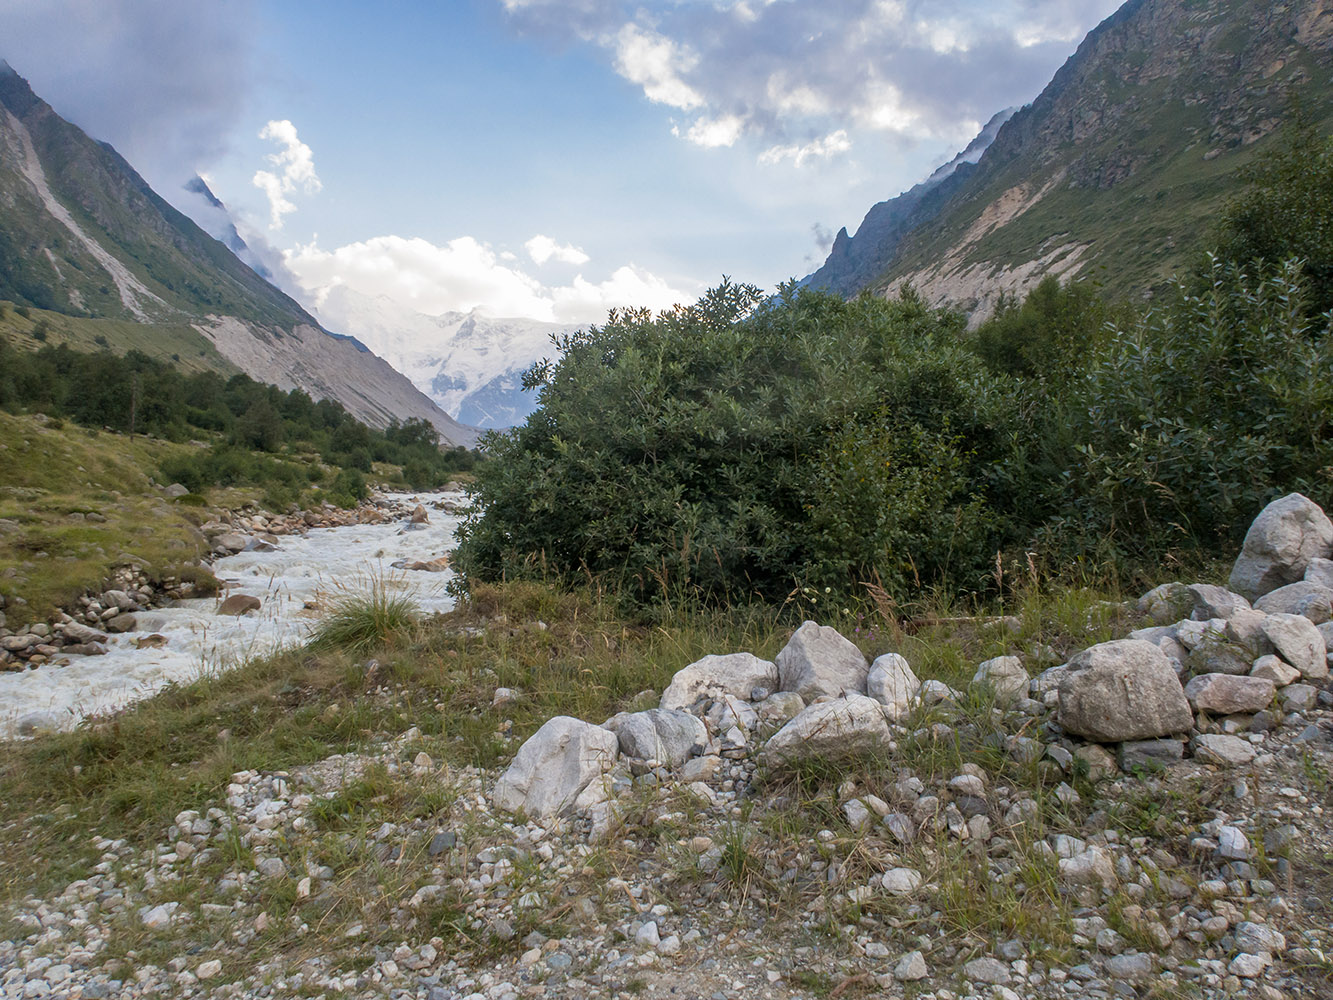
[454,282,1021,605]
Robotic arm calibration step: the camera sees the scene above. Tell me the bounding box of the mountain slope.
[0,61,477,447]
[809,0,1333,319]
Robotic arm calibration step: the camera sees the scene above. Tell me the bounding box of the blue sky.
[1,0,1123,325]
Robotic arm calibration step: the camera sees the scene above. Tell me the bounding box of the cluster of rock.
[0,565,174,671]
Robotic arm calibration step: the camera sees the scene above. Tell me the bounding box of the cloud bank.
[285,234,694,326]
[500,0,1123,160]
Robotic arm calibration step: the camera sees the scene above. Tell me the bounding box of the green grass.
[308,577,422,654]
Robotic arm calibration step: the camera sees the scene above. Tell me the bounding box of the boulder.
[1260,612,1329,679]
[1251,655,1301,686]
[163,483,190,498]
[1118,739,1184,770]
[659,653,778,712]
[1254,581,1333,622]
[1185,636,1252,677]
[1057,640,1193,743]
[1137,582,1192,625]
[1184,673,1275,715]
[217,594,261,616]
[58,622,107,644]
[492,716,619,820]
[760,694,891,766]
[1223,608,1273,657]
[1188,584,1251,621]
[775,621,869,700]
[1304,557,1333,590]
[1229,493,1333,600]
[604,708,706,767]
[104,613,138,634]
[866,653,920,720]
[214,533,250,554]
[971,656,1029,705]
[409,504,430,524]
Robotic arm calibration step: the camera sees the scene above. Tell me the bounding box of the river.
[0,491,464,739]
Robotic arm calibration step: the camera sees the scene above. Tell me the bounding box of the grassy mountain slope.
[0,62,477,447]
[812,0,1333,318]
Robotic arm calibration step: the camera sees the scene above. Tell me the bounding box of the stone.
[1224,608,1272,656]
[775,621,869,699]
[1059,847,1117,889]
[409,504,429,524]
[59,621,107,644]
[1234,921,1286,955]
[141,902,178,929]
[1105,954,1155,980]
[164,483,190,498]
[604,708,706,767]
[1188,584,1251,621]
[217,594,261,616]
[104,613,137,634]
[492,716,619,820]
[1137,582,1192,624]
[427,832,456,856]
[963,957,1010,985]
[196,960,221,980]
[1118,739,1184,771]
[659,653,778,712]
[1184,673,1275,715]
[214,532,250,553]
[1057,640,1192,742]
[1261,612,1328,678]
[1185,635,1253,676]
[842,799,872,832]
[1255,580,1333,622]
[894,951,928,982]
[880,868,922,894]
[971,655,1029,705]
[1305,556,1333,588]
[1192,733,1258,766]
[1216,825,1251,860]
[1280,683,1318,712]
[1229,953,1268,978]
[1229,493,1333,600]
[1250,655,1301,686]
[1074,743,1118,779]
[761,694,891,766]
[865,653,920,720]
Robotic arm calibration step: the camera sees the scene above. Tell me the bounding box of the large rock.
[1254,581,1333,623]
[1137,582,1192,625]
[1260,613,1329,679]
[492,717,619,819]
[761,694,891,766]
[866,653,920,721]
[217,594,261,616]
[1304,557,1333,590]
[1184,673,1275,715]
[1229,494,1333,601]
[604,708,706,767]
[775,621,869,700]
[1057,640,1192,743]
[971,656,1029,705]
[1188,584,1251,621]
[659,653,778,712]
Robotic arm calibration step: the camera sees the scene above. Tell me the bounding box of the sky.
[0,0,1124,327]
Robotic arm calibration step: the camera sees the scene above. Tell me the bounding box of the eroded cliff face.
[810,0,1333,321]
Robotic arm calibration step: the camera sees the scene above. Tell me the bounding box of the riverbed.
[0,492,464,738]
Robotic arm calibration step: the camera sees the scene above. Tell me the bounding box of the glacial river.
[0,492,464,739]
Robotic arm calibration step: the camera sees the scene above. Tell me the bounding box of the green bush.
[455,282,1021,606]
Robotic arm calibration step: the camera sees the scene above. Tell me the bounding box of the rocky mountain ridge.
[0,61,477,447]
[807,0,1333,320]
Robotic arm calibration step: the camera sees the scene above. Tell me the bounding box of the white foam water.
[0,492,465,739]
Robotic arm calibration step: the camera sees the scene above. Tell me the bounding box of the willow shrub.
[1042,257,1333,566]
[454,282,1025,608]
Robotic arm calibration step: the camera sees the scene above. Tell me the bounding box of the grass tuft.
[309,576,421,653]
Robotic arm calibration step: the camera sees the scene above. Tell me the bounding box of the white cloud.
[684,114,745,148]
[499,0,1126,162]
[526,234,591,266]
[253,119,322,229]
[283,233,694,325]
[609,23,704,110]
[759,130,852,168]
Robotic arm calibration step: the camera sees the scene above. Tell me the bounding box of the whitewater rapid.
[0,492,464,739]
